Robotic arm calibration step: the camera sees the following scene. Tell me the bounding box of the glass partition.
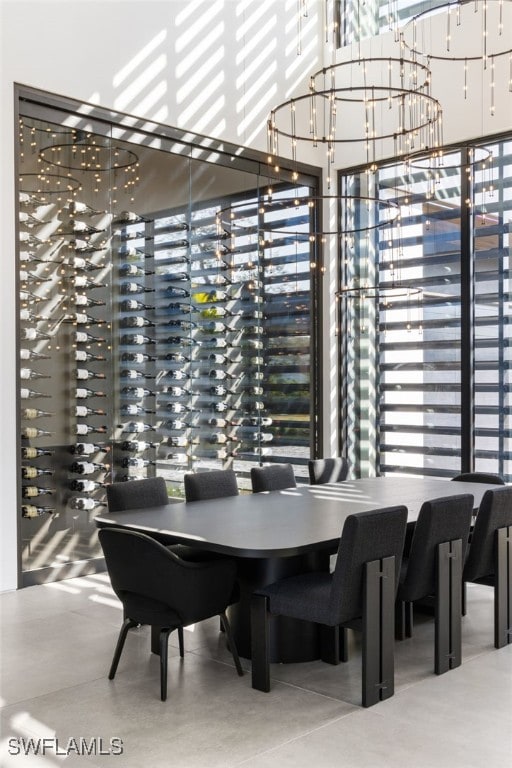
[16,90,320,584]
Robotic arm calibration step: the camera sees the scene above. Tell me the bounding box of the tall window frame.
[338,133,511,482]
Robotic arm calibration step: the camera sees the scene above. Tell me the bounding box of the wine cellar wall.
[17,104,319,585]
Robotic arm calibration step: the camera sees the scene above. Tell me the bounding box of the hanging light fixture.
[268,56,443,185]
[400,0,512,116]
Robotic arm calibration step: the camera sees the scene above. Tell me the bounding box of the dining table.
[95,475,495,661]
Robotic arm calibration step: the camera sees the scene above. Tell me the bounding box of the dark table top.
[94,476,496,559]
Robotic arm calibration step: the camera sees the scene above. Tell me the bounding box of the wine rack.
[17,116,315,585]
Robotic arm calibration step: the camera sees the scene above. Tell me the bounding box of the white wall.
[0,0,324,591]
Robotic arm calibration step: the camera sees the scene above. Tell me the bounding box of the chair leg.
[178,627,185,658]
[109,618,138,680]
[320,625,340,664]
[494,525,512,649]
[251,593,270,692]
[339,626,349,662]
[395,600,412,640]
[219,611,243,676]
[435,539,462,675]
[362,556,395,707]
[159,628,172,702]
[462,581,467,617]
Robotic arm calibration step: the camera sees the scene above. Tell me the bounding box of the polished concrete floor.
[1,575,511,768]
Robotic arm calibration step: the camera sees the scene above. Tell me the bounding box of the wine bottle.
[165,352,189,363]
[250,416,273,427]
[73,276,106,289]
[22,504,55,518]
[74,295,106,308]
[119,264,154,277]
[208,417,228,428]
[164,370,189,381]
[163,287,189,298]
[163,336,200,346]
[22,425,53,438]
[161,271,188,282]
[167,403,193,414]
[162,319,196,331]
[19,232,47,246]
[70,443,104,456]
[20,348,50,361]
[121,315,155,328]
[69,497,105,511]
[22,446,53,459]
[74,331,106,344]
[209,369,234,381]
[20,309,49,323]
[75,350,106,362]
[165,386,188,398]
[70,461,109,475]
[120,299,153,312]
[116,230,151,244]
[166,435,188,447]
[120,369,155,380]
[208,353,230,365]
[207,433,229,445]
[68,200,106,216]
[20,368,51,381]
[163,302,197,316]
[120,282,155,294]
[252,432,273,442]
[19,191,45,206]
[73,239,109,254]
[74,312,105,326]
[250,356,264,366]
[212,402,230,413]
[242,339,264,350]
[20,388,50,400]
[246,386,264,396]
[120,404,156,416]
[163,239,189,249]
[22,485,55,498]
[121,457,156,469]
[70,478,104,492]
[113,210,151,224]
[202,337,228,349]
[122,422,157,433]
[121,386,154,398]
[121,351,156,363]
[75,405,106,417]
[76,369,107,381]
[117,246,146,259]
[22,408,53,420]
[164,419,188,431]
[210,385,233,397]
[120,334,156,346]
[20,270,51,283]
[75,388,106,399]
[72,256,102,271]
[22,466,54,479]
[72,221,107,236]
[75,424,108,435]
[21,328,51,342]
[120,440,159,452]
[251,401,265,410]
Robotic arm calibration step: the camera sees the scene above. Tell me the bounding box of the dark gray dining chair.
[250,464,296,493]
[451,472,505,485]
[184,468,239,502]
[396,494,474,675]
[99,527,243,701]
[251,505,408,707]
[463,485,512,648]
[106,476,169,511]
[308,457,349,485]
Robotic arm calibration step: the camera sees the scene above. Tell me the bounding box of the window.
[339,136,511,481]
